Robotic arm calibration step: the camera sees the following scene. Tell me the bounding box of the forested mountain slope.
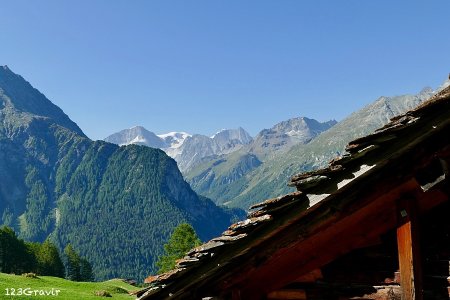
[0,66,242,281]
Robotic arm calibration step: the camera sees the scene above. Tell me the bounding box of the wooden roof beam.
[397,197,423,300]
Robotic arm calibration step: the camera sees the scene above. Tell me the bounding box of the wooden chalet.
[137,86,450,300]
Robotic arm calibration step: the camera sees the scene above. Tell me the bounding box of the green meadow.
[0,273,140,300]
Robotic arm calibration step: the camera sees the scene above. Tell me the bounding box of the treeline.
[0,226,93,281]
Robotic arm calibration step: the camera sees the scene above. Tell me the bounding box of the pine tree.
[0,226,16,273]
[0,226,35,274]
[36,240,65,277]
[64,244,81,281]
[80,258,94,281]
[156,223,201,274]
[25,242,42,274]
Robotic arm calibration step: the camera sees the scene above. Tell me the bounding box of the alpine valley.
[0,66,244,281]
[4,64,448,283]
[107,79,450,210]
[106,119,338,196]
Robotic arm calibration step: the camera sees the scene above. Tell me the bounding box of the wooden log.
[396,198,423,300]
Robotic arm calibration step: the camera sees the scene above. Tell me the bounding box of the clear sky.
[1,1,449,140]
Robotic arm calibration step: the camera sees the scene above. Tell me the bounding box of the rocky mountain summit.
[211,127,253,151]
[157,131,192,156]
[174,127,253,172]
[248,117,337,159]
[105,126,168,148]
[0,65,85,137]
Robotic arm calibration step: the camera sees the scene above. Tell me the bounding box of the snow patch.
[119,135,146,146]
[211,129,227,139]
[157,131,191,139]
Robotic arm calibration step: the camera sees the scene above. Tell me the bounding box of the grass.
[0,273,140,300]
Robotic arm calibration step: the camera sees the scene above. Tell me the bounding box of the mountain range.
[106,126,255,172]
[189,84,447,209]
[106,118,337,172]
[0,66,243,281]
[106,79,449,211]
[3,64,448,283]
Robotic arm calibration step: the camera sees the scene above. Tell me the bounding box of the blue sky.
[1,1,449,140]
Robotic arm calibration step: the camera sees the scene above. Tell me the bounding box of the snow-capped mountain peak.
[157,132,191,149]
[105,126,254,172]
[105,126,166,148]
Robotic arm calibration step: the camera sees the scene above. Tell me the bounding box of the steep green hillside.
[185,118,336,204]
[0,273,139,300]
[0,66,243,281]
[224,88,435,209]
[185,87,436,210]
[186,152,262,205]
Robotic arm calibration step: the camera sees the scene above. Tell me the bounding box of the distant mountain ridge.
[105,126,254,172]
[0,66,243,281]
[104,76,449,211]
[174,127,254,171]
[247,117,337,159]
[184,117,337,204]
[105,117,336,173]
[201,84,445,209]
[106,117,337,208]
[184,82,450,209]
